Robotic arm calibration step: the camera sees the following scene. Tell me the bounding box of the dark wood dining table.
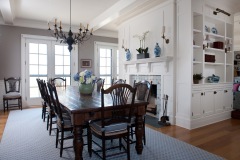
[57,86,148,160]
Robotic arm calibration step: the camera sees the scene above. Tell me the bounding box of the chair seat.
[3,92,21,99]
[90,120,128,136]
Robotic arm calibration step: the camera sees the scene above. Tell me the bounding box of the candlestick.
[162,26,165,33]
[55,19,57,25]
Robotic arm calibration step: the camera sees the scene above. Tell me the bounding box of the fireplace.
[130,75,161,117]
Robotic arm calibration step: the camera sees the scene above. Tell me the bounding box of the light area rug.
[0,108,224,160]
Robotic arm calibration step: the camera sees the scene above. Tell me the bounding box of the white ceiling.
[0,0,169,38]
[0,0,240,38]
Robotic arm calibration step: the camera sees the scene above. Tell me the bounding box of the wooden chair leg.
[56,128,59,148]
[102,138,106,160]
[87,127,92,157]
[46,114,49,130]
[49,115,52,135]
[3,99,5,112]
[60,129,64,157]
[127,133,130,160]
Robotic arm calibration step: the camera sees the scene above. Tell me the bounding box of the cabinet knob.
[201,92,204,96]
[224,90,228,93]
[214,91,217,94]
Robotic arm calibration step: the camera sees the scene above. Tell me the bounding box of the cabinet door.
[192,90,203,119]
[224,88,233,111]
[202,90,214,116]
[214,89,224,113]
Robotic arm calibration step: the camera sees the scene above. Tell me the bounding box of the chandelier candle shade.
[48,0,93,52]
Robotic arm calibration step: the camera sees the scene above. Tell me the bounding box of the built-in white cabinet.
[176,0,233,129]
[192,84,232,121]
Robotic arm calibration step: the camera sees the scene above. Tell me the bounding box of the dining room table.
[57,86,148,160]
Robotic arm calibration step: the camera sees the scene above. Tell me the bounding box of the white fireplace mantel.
[124,56,173,72]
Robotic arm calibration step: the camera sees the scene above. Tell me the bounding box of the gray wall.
[0,25,117,79]
[78,36,118,74]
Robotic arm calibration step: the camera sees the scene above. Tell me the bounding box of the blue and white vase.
[154,43,161,57]
[126,49,131,61]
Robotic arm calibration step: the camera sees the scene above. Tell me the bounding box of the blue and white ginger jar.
[126,49,131,61]
[154,43,161,57]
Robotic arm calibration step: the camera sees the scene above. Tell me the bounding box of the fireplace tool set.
[159,94,170,126]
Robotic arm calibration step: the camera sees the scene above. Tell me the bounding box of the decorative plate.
[211,27,218,34]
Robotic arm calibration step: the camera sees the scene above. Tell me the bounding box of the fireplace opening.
[151,84,157,98]
[147,84,157,115]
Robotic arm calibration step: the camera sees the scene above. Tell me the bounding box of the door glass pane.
[29,54,38,64]
[55,66,63,74]
[55,55,63,65]
[55,45,63,55]
[64,66,70,75]
[29,43,38,53]
[39,44,47,54]
[29,43,48,98]
[64,56,70,65]
[39,55,47,65]
[39,66,47,74]
[29,65,38,75]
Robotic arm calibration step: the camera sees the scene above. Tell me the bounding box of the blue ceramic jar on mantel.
[126,49,131,61]
[154,43,161,57]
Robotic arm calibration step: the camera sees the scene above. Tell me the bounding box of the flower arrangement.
[133,31,149,54]
[74,70,95,84]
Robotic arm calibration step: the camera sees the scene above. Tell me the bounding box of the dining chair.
[3,77,22,112]
[36,78,48,122]
[111,78,126,85]
[130,80,152,145]
[95,78,105,91]
[88,83,136,160]
[51,77,67,88]
[47,82,72,157]
[38,79,57,135]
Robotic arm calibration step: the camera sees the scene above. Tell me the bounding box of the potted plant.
[193,73,203,84]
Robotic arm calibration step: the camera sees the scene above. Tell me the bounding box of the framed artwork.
[81,59,92,68]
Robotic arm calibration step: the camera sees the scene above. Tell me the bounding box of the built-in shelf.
[205,47,224,52]
[193,45,201,48]
[193,29,201,33]
[193,61,202,64]
[205,32,224,39]
[124,56,173,72]
[204,62,224,66]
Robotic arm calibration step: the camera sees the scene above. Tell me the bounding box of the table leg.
[135,115,143,154]
[74,125,84,160]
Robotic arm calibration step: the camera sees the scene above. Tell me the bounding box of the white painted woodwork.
[176,0,234,129]
[118,0,175,124]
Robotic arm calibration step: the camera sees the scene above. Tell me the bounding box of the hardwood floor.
[1,108,240,159]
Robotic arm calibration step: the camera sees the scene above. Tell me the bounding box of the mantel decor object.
[154,43,161,57]
[125,49,131,61]
[133,31,150,59]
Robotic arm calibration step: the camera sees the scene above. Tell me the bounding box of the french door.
[94,42,118,89]
[21,35,78,106]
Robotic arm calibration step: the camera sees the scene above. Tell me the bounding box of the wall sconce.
[203,35,211,49]
[122,39,128,51]
[162,26,169,44]
[162,11,169,44]
[213,8,231,16]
